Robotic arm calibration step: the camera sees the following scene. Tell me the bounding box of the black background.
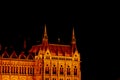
[0,3,119,80]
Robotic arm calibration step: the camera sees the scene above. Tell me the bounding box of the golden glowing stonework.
[0,25,81,80]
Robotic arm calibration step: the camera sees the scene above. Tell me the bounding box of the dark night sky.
[0,5,119,80]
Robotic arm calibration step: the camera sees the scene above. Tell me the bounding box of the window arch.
[60,65,63,75]
[52,65,56,74]
[2,51,9,58]
[74,66,77,75]
[27,54,33,60]
[67,66,70,75]
[11,51,17,58]
[45,64,49,74]
[19,52,26,59]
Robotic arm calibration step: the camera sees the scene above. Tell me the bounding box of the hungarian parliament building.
[0,25,81,80]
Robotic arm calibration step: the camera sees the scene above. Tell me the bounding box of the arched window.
[52,65,56,74]
[45,64,49,74]
[74,66,77,75]
[60,65,63,75]
[67,66,70,75]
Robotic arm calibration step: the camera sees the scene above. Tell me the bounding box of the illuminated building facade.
[0,25,81,80]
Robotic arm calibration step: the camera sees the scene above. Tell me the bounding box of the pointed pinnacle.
[72,27,75,39]
[44,24,48,39]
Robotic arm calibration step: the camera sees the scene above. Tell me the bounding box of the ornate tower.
[71,27,81,80]
[34,24,49,80]
[29,25,81,80]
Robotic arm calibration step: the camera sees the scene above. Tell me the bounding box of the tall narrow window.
[6,66,8,73]
[14,67,15,74]
[20,67,21,74]
[23,67,26,74]
[5,66,7,73]
[2,66,4,73]
[11,67,13,73]
[74,66,77,75]
[8,66,9,73]
[24,67,26,74]
[16,67,18,74]
[67,66,70,75]
[22,67,24,74]
[53,65,56,74]
[60,65,63,75]
[30,67,32,74]
[28,67,29,74]
[45,64,49,74]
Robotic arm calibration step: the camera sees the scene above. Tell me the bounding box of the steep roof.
[29,43,72,56]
